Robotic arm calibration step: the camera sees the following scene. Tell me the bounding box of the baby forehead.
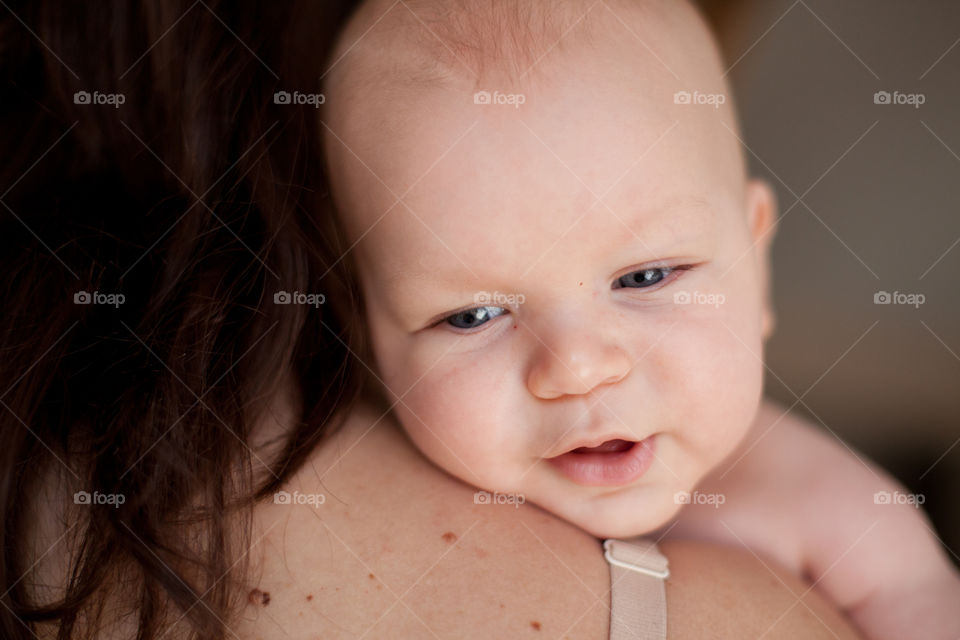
[326,88,742,267]
[333,94,732,238]
[323,0,743,248]
[333,0,705,78]
[324,0,725,110]
[323,1,737,177]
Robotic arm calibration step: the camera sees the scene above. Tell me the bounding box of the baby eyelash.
[432,264,697,332]
[612,263,695,289]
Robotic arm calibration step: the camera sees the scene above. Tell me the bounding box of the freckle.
[499,603,505,609]
[474,547,488,559]
[248,588,270,606]
[368,573,375,580]
[306,594,313,601]
[531,621,541,630]
[441,531,457,543]
[376,584,382,590]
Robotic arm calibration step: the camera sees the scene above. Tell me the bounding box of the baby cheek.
[393,354,514,472]
[659,308,763,460]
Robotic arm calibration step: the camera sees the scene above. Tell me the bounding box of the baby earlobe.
[762,306,776,341]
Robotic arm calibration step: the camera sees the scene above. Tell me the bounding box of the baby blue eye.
[445,305,507,329]
[614,267,672,289]
[439,266,687,331]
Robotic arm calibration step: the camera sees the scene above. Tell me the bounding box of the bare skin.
[318,0,960,636]
[22,388,862,638]
[656,396,960,639]
[233,396,862,639]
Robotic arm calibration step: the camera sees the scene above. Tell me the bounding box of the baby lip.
[571,439,635,454]
[546,435,656,486]
[548,435,640,458]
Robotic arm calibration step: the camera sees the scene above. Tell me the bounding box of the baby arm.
[660,398,960,640]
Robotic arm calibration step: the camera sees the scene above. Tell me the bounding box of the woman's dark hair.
[0,1,368,638]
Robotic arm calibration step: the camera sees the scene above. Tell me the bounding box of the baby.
[318,0,960,637]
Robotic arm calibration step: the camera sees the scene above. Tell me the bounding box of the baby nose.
[525,326,632,399]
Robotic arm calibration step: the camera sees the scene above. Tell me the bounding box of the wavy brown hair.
[0,1,368,638]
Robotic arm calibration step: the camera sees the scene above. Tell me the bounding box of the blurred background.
[699,0,960,565]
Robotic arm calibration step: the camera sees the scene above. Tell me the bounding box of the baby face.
[323,0,777,537]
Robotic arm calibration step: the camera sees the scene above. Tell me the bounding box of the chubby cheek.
[656,294,764,475]
[377,337,521,487]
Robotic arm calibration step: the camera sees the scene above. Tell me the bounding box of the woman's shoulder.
[235,401,862,639]
[662,538,861,639]
[237,402,611,638]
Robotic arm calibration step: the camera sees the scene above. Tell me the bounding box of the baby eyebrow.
[383,196,716,290]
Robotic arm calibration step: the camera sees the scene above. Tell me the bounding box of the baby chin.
[537,478,686,540]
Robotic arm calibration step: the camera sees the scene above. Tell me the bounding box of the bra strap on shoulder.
[604,537,669,640]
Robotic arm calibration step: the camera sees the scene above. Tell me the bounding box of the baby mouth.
[547,436,656,487]
[570,439,635,454]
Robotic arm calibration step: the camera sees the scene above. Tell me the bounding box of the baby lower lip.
[547,436,656,486]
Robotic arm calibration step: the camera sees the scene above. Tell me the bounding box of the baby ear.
[745,179,778,341]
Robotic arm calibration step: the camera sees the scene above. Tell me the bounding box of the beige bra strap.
[604,538,669,640]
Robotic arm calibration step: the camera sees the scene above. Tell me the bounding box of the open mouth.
[547,436,656,487]
[571,438,635,454]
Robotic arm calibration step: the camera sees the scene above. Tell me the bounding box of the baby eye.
[444,305,508,330]
[613,266,674,289]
